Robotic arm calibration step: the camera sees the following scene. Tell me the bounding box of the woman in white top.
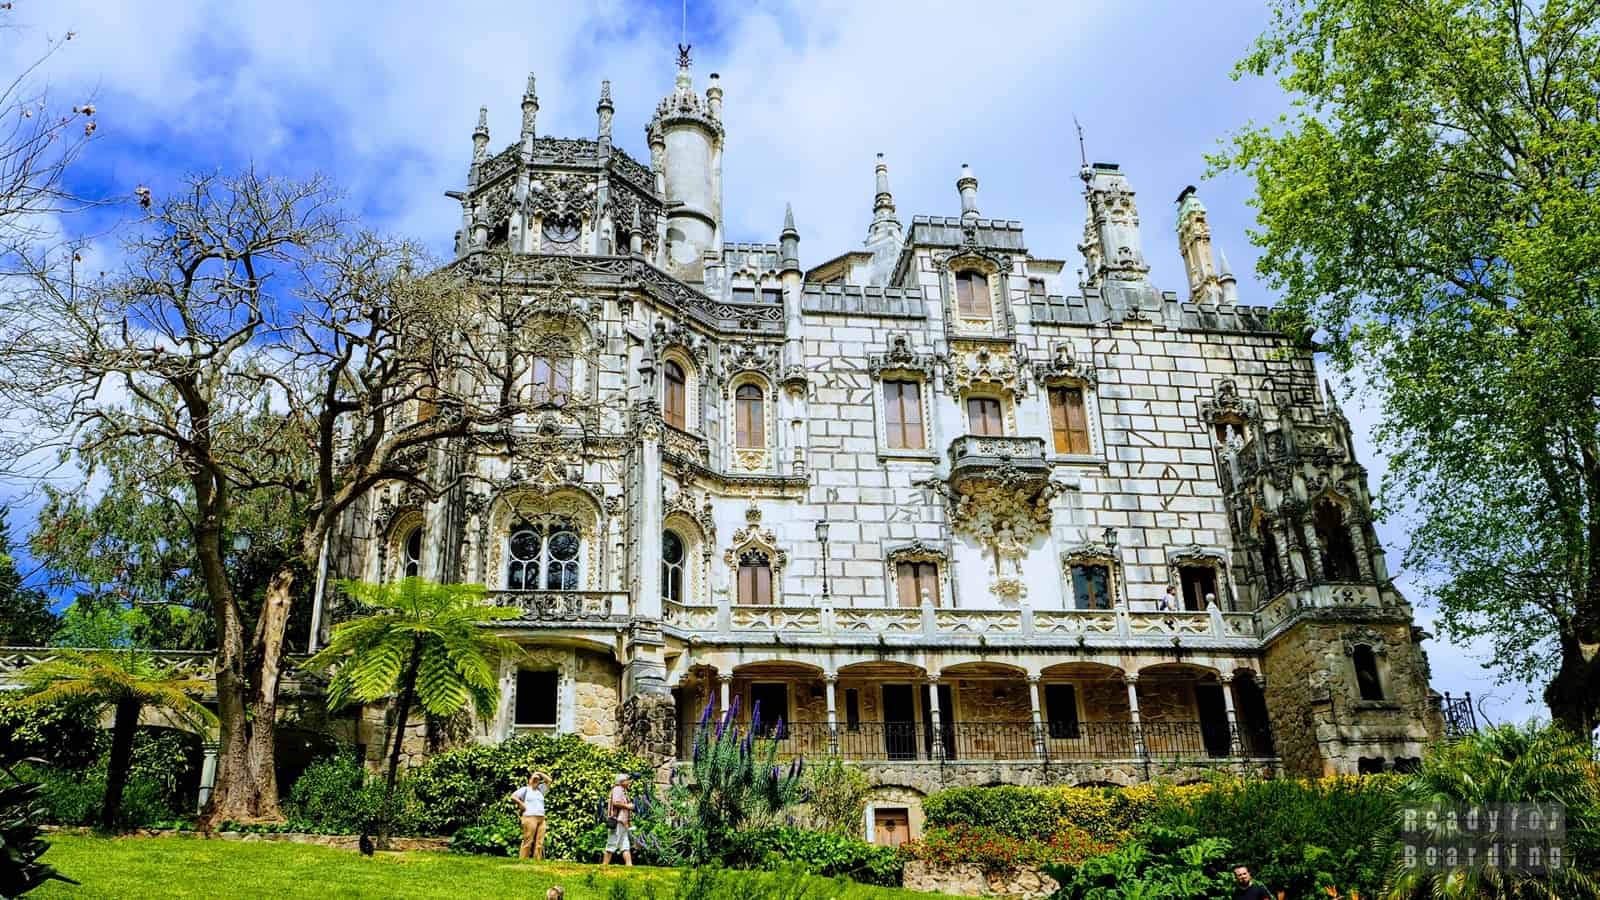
[509,771,551,860]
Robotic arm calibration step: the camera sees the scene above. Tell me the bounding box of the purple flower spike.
[699,698,714,728]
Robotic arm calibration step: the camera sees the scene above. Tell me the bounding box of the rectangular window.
[954,271,992,318]
[1044,683,1080,739]
[1071,564,1113,610]
[845,688,860,732]
[967,396,1005,436]
[738,557,773,605]
[750,682,789,737]
[1048,386,1091,454]
[732,287,755,304]
[882,380,925,450]
[514,670,559,727]
[895,561,939,607]
[1028,278,1047,300]
[1179,565,1218,611]
[761,288,783,305]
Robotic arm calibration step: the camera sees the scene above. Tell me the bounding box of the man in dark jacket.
[1233,865,1273,900]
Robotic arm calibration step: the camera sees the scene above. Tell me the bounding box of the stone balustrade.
[662,600,1261,644]
[1257,581,1400,638]
[485,590,631,624]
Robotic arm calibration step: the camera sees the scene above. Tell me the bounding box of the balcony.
[946,435,1051,497]
[664,600,1261,644]
[486,590,630,625]
[679,719,1276,764]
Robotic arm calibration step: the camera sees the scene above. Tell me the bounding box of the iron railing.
[679,718,1278,764]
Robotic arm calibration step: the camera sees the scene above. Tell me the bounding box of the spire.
[957,163,980,224]
[596,79,614,145]
[470,106,490,178]
[780,203,800,271]
[520,75,538,140]
[866,152,903,248]
[1218,246,1239,303]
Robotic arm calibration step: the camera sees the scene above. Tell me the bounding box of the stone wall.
[574,651,621,744]
[902,860,1059,900]
[1263,619,1438,776]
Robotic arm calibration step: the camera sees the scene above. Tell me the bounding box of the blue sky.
[2,0,1541,724]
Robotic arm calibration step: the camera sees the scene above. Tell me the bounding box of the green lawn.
[31,835,960,900]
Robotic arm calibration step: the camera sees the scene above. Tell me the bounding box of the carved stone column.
[719,673,733,716]
[197,741,220,813]
[1027,675,1046,761]
[1220,672,1243,757]
[824,673,840,756]
[926,675,945,762]
[1124,674,1146,759]
[635,412,664,620]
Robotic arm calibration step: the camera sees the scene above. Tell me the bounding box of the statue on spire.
[677,43,692,69]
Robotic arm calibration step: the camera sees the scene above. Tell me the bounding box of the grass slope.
[31,835,959,900]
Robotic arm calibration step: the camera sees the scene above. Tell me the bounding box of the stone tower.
[1216,386,1441,775]
[648,45,725,281]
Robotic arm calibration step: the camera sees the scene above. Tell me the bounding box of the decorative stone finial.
[957,163,979,223]
[597,79,614,143]
[472,106,490,160]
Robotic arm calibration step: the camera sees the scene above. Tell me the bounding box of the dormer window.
[955,271,991,318]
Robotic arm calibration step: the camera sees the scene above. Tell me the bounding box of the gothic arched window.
[1313,499,1360,581]
[527,341,573,407]
[737,548,773,606]
[401,526,422,579]
[664,361,688,430]
[1352,644,1384,701]
[735,384,765,449]
[662,529,685,604]
[1259,525,1285,598]
[507,518,581,590]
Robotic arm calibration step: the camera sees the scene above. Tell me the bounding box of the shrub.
[1046,824,1234,900]
[408,732,646,860]
[281,753,408,834]
[0,696,99,769]
[796,758,869,835]
[923,783,1201,844]
[1148,774,1400,899]
[17,763,174,829]
[904,825,1114,875]
[0,774,75,897]
[731,827,902,886]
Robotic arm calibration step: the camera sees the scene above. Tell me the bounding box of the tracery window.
[664,361,688,430]
[662,530,685,604]
[967,396,1005,436]
[506,517,581,590]
[400,526,423,579]
[954,271,992,318]
[1048,386,1090,454]
[882,380,925,450]
[737,548,773,605]
[735,384,765,449]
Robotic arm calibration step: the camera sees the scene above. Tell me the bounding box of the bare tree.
[0,170,539,824]
[0,26,96,258]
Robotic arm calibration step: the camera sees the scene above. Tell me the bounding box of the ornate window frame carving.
[868,332,938,460]
[1060,541,1122,610]
[722,504,788,606]
[384,509,426,583]
[1165,544,1232,611]
[505,648,579,736]
[659,348,701,434]
[480,485,605,590]
[1199,377,1260,448]
[884,540,953,608]
[1341,626,1389,702]
[663,486,715,606]
[936,242,1015,337]
[726,370,776,474]
[1035,341,1102,460]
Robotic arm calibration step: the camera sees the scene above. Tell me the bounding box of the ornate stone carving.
[1341,626,1389,657]
[718,339,781,395]
[1033,341,1097,388]
[1200,377,1260,427]
[722,504,788,575]
[868,332,937,380]
[528,173,596,233]
[943,341,1027,400]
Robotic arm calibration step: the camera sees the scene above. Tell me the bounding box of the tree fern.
[305,577,522,842]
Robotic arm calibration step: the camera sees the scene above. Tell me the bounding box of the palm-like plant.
[13,649,216,829]
[305,578,521,837]
[1386,723,1600,899]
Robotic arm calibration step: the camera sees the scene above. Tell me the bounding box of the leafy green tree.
[0,508,55,646]
[1046,824,1234,900]
[1217,0,1600,732]
[11,649,215,829]
[1387,723,1600,899]
[305,578,520,839]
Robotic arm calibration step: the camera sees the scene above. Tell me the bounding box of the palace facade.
[321,54,1441,843]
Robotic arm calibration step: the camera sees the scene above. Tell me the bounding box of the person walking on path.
[510,771,551,860]
[1232,865,1272,900]
[601,773,635,866]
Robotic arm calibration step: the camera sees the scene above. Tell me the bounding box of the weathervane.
[1073,115,1088,168]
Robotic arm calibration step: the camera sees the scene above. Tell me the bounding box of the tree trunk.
[241,567,296,822]
[192,513,266,829]
[381,636,424,846]
[1545,631,1600,738]
[101,699,141,831]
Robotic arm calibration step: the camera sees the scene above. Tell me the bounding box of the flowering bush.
[903,824,1114,875]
